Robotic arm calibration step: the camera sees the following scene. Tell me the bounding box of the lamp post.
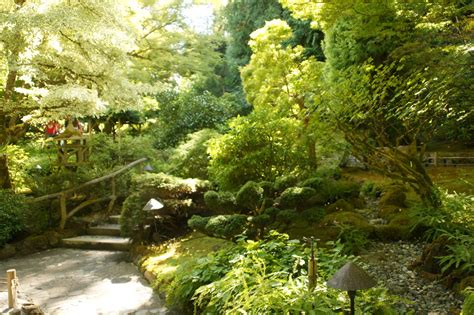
[304,237,319,290]
[326,262,376,315]
[143,198,164,236]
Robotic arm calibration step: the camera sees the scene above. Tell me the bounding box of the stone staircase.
[61,215,131,251]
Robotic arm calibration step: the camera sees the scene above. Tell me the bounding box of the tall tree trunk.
[0,154,12,189]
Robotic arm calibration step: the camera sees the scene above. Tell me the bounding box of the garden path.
[0,248,168,314]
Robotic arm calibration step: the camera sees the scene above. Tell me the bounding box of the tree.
[241,20,325,166]
[281,0,473,207]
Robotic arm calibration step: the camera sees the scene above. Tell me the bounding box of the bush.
[166,129,219,179]
[299,176,323,189]
[188,215,211,233]
[258,181,275,198]
[319,179,360,203]
[274,174,299,193]
[204,190,237,214]
[188,214,249,240]
[205,215,249,239]
[276,209,298,224]
[462,292,474,315]
[301,207,325,223]
[208,108,309,190]
[0,190,27,246]
[279,187,317,209]
[235,181,263,212]
[263,207,280,220]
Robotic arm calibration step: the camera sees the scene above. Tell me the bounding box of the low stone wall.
[0,230,78,260]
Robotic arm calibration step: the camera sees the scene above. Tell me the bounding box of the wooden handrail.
[27,157,148,229]
[29,158,147,202]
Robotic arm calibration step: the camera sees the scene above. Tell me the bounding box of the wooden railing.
[424,152,474,167]
[28,158,147,229]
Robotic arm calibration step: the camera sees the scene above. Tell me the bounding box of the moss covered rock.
[379,187,406,208]
[378,205,404,220]
[326,199,354,214]
[321,211,372,232]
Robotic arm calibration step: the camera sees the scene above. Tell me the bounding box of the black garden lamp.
[326,262,376,315]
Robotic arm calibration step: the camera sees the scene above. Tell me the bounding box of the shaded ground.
[0,248,168,314]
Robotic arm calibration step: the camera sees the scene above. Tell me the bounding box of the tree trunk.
[0,154,12,189]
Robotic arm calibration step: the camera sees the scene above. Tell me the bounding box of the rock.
[325,199,354,214]
[378,205,403,220]
[44,231,60,246]
[321,211,373,232]
[419,237,450,274]
[0,244,16,259]
[17,235,49,255]
[373,225,410,241]
[379,187,406,208]
[348,197,366,209]
[144,270,156,284]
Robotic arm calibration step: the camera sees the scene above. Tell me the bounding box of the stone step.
[108,215,121,224]
[88,224,121,236]
[61,235,131,251]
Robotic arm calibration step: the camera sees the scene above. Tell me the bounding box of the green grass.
[139,232,232,288]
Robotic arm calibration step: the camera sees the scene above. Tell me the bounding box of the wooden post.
[7,269,17,308]
[59,193,67,230]
[433,152,438,167]
[107,177,117,214]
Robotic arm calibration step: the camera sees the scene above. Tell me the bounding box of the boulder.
[0,244,16,260]
[378,205,403,220]
[326,199,354,214]
[379,187,406,208]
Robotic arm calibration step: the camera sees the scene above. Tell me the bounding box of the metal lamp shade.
[327,262,376,291]
[143,198,164,211]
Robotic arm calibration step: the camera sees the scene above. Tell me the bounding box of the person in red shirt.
[45,120,60,137]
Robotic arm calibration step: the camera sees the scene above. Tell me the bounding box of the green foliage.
[301,207,325,223]
[204,190,237,214]
[187,215,211,233]
[152,91,243,149]
[0,145,29,192]
[274,174,299,193]
[89,134,157,170]
[235,181,263,213]
[337,225,371,255]
[208,108,309,189]
[276,209,298,224]
[299,176,323,189]
[319,179,360,203]
[360,181,383,198]
[166,129,219,179]
[279,186,317,209]
[188,214,249,240]
[462,292,474,315]
[0,190,26,246]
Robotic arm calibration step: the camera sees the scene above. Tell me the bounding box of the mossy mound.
[236,181,263,212]
[379,187,407,208]
[378,205,404,220]
[321,211,372,232]
[326,199,354,214]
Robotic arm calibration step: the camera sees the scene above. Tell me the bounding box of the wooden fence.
[424,152,474,167]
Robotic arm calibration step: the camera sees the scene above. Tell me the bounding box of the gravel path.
[0,248,168,314]
[360,241,463,314]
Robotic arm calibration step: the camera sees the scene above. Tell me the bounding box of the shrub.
[0,190,27,246]
[276,209,298,224]
[274,174,299,193]
[188,215,211,233]
[263,207,280,220]
[319,179,360,203]
[299,176,323,189]
[279,187,317,209]
[204,190,237,214]
[258,181,275,198]
[301,207,325,223]
[0,145,29,192]
[205,215,249,239]
[208,108,309,190]
[235,181,263,212]
[462,292,474,315]
[166,129,219,179]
